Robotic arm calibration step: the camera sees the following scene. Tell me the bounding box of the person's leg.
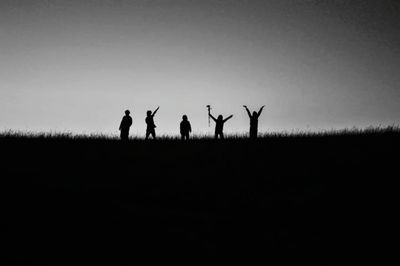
[121,130,128,140]
[152,130,156,139]
[220,132,224,139]
[145,130,150,140]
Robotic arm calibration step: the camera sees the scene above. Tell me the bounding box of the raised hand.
[224,115,233,122]
[257,105,265,116]
[153,106,160,116]
[244,105,251,118]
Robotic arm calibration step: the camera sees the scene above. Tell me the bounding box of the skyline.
[1,0,399,135]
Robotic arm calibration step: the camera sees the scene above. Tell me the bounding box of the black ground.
[1,131,398,264]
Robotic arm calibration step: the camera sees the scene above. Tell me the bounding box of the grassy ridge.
[0,127,398,263]
[1,125,399,140]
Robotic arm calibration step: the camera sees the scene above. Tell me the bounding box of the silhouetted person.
[209,113,233,139]
[145,106,159,139]
[119,110,133,141]
[243,105,265,139]
[180,115,192,140]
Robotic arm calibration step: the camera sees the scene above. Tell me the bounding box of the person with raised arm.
[209,111,233,139]
[145,106,159,139]
[243,105,265,139]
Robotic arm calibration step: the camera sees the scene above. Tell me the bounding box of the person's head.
[125,110,130,115]
[253,111,257,117]
[218,115,223,121]
[182,115,188,121]
[147,110,152,117]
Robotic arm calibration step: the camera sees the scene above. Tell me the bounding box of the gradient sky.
[1,0,399,135]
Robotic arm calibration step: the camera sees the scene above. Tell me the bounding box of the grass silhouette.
[1,125,398,140]
[1,125,398,263]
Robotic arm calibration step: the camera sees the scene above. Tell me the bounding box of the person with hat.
[119,109,133,141]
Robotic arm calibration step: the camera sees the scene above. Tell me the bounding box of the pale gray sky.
[1,0,399,135]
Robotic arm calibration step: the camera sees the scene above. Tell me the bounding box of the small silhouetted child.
[180,115,192,140]
[209,113,233,139]
[145,106,159,139]
[243,105,265,139]
[119,110,133,141]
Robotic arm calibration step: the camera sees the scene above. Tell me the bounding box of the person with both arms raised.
[209,111,233,139]
[243,105,265,139]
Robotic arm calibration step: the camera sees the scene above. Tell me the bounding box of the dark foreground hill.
[1,130,398,264]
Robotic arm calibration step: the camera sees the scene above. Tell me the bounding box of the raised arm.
[152,106,160,117]
[243,105,251,118]
[257,105,265,117]
[223,115,233,122]
[209,113,217,122]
